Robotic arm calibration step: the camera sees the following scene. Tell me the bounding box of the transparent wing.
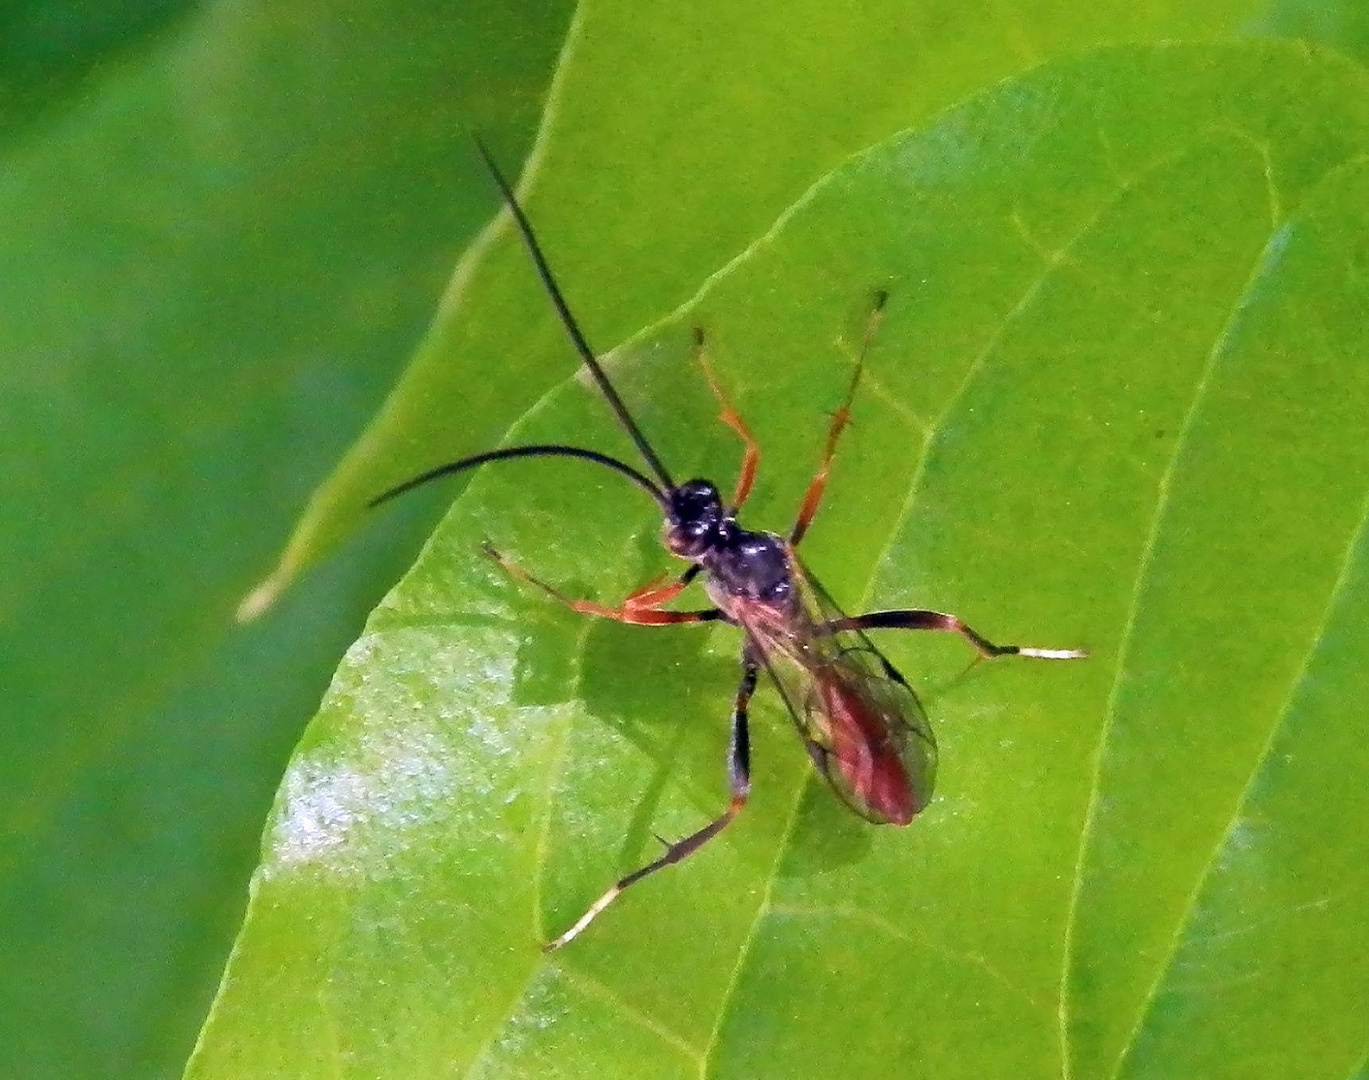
[734,559,937,825]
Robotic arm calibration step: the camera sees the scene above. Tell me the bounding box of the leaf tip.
[236,568,288,623]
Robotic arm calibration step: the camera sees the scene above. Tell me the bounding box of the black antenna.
[471,135,676,491]
[368,444,667,510]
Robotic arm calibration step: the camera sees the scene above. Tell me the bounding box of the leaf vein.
[696,766,812,1078]
[1105,470,1369,1080]
[555,963,704,1065]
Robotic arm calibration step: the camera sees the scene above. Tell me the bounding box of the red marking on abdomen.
[820,679,916,826]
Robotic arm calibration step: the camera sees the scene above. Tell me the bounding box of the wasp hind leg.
[823,608,1086,661]
[543,659,758,950]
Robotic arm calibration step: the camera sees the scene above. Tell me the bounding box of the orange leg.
[482,543,718,626]
[693,328,761,511]
[790,291,888,547]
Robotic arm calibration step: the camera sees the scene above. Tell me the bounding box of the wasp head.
[663,479,727,558]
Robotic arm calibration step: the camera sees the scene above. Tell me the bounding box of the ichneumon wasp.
[372,139,1086,950]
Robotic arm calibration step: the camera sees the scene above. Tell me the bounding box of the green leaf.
[0,3,570,1079]
[247,0,1267,610]
[190,42,1369,1078]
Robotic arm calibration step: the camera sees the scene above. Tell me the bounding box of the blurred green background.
[3,2,1366,1080]
[0,1,570,1077]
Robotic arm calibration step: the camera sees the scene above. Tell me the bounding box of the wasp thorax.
[712,532,792,605]
[663,479,725,558]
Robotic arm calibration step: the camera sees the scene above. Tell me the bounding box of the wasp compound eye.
[670,479,722,521]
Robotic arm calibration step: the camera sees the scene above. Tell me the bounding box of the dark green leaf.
[0,3,569,1079]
